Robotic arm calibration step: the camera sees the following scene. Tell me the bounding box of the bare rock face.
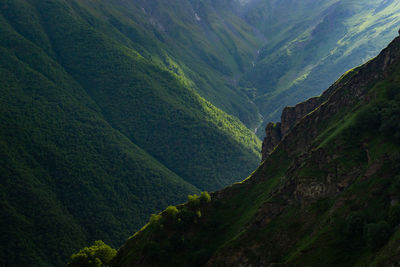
[280,97,320,136]
[262,35,400,161]
[262,97,321,160]
[261,122,281,158]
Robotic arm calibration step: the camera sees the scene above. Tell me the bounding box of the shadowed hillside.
[113,34,400,267]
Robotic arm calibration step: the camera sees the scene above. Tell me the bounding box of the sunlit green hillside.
[1,0,400,266]
[0,0,261,265]
[241,0,400,125]
[112,33,400,267]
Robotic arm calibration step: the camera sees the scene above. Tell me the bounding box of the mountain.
[2,0,400,266]
[110,0,400,133]
[0,0,261,266]
[240,0,400,128]
[112,35,400,266]
[68,0,264,128]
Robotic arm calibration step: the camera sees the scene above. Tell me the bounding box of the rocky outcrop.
[262,35,400,161]
[115,34,400,267]
[262,97,321,160]
[280,97,321,136]
[261,122,281,158]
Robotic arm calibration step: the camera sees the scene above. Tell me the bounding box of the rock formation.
[262,97,321,160]
[262,35,400,160]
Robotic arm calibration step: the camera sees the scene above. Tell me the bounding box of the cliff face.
[262,35,400,160]
[262,97,321,159]
[112,35,400,267]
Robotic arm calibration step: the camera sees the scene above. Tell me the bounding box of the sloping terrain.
[2,0,400,266]
[240,0,400,126]
[0,0,261,265]
[113,35,400,267]
[20,0,400,133]
[73,0,263,128]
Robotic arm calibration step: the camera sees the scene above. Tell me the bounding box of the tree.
[200,191,211,203]
[165,205,179,218]
[68,240,117,267]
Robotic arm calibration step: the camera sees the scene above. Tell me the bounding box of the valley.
[0,0,399,266]
[112,32,400,267]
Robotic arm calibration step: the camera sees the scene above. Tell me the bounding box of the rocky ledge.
[262,96,321,160]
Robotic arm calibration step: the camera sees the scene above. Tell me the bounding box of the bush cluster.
[165,206,179,218]
[344,209,394,251]
[348,84,400,143]
[188,191,211,207]
[68,240,116,267]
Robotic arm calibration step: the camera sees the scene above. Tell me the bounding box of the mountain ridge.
[2,1,400,266]
[111,34,400,267]
[0,0,262,265]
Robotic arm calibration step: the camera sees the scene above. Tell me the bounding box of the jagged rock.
[262,36,400,161]
[280,97,321,137]
[114,35,400,267]
[261,122,281,158]
[262,97,321,160]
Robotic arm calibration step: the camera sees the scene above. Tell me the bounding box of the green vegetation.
[68,241,116,267]
[240,0,400,132]
[0,0,262,266]
[113,36,400,266]
[389,204,400,227]
[165,206,179,218]
[188,191,211,208]
[2,0,400,266]
[199,191,212,203]
[364,221,391,250]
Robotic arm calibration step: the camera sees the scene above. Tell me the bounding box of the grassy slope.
[241,0,400,125]
[114,36,400,266]
[0,0,261,265]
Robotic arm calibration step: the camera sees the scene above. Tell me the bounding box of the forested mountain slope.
[2,0,400,266]
[70,0,264,128]
[0,0,261,266]
[106,0,400,132]
[113,34,400,267]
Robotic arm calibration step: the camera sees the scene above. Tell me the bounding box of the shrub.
[386,84,400,99]
[188,194,200,207]
[200,191,211,203]
[380,102,400,143]
[364,221,391,250]
[344,104,383,141]
[196,210,202,218]
[188,192,211,208]
[355,105,382,131]
[165,205,179,218]
[149,214,162,224]
[68,240,116,267]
